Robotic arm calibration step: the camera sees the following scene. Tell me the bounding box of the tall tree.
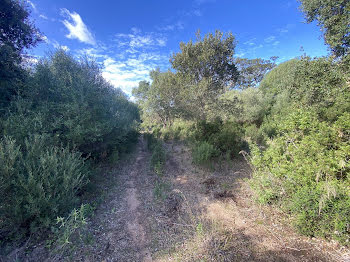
[299,0,350,58]
[133,69,182,127]
[0,0,42,110]
[170,30,238,120]
[234,57,277,89]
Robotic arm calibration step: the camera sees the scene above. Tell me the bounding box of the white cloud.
[243,38,257,46]
[77,43,169,96]
[277,24,295,34]
[264,36,276,43]
[101,52,169,95]
[39,14,48,20]
[272,41,280,46]
[27,0,37,11]
[50,40,70,51]
[61,45,70,51]
[115,29,167,51]
[60,8,96,45]
[193,10,202,17]
[279,28,289,34]
[42,35,49,43]
[157,21,184,31]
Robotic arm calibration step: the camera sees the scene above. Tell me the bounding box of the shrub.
[150,142,166,170]
[0,135,89,239]
[194,119,222,142]
[250,109,350,244]
[192,141,217,165]
[5,51,140,160]
[245,124,265,145]
[159,120,195,141]
[208,122,244,156]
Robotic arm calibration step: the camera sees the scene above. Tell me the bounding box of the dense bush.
[193,119,244,157]
[0,51,140,242]
[250,109,350,243]
[19,51,139,159]
[146,133,166,176]
[207,121,244,156]
[192,141,217,165]
[0,135,89,239]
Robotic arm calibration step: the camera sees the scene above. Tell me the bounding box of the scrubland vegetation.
[0,0,139,247]
[1,0,349,258]
[133,0,350,245]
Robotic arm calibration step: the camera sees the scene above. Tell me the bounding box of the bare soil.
[4,137,350,261]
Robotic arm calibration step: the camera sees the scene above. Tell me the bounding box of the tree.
[299,0,350,57]
[170,30,238,120]
[234,57,277,89]
[0,0,42,110]
[259,58,301,96]
[133,69,182,127]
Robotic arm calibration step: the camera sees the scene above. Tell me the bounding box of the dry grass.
[150,140,350,262]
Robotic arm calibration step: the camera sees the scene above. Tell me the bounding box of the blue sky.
[26,0,329,96]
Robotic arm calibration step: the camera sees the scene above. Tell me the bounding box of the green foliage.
[0,135,89,239]
[217,87,271,125]
[292,57,349,120]
[159,120,196,141]
[153,181,170,200]
[0,0,42,111]
[52,204,94,248]
[244,124,265,145]
[234,57,277,89]
[260,56,349,122]
[170,30,238,120]
[133,70,182,127]
[193,119,244,157]
[250,109,350,243]
[150,142,166,176]
[259,59,300,96]
[299,0,350,57]
[146,133,166,177]
[3,51,140,160]
[207,122,244,156]
[0,50,140,242]
[192,141,217,165]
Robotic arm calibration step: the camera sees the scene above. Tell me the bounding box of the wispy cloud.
[49,39,70,51]
[243,38,257,46]
[60,8,96,45]
[101,52,168,96]
[39,14,48,20]
[73,27,169,96]
[277,23,295,34]
[194,0,216,5]
[193,10,202,17]
[27,0,37,12]
[157,21,185,31]
[264,36,276,43]
[115,28,167,51]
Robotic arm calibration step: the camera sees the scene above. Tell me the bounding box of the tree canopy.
[299,0,350,57]
[0,0,42,111]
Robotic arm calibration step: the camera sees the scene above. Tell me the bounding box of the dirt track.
[13,137,349,261]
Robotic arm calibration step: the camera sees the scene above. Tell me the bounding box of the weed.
[154,181,170,200]
[192,141,217,166]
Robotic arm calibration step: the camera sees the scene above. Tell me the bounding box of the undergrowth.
[250,109,350,244]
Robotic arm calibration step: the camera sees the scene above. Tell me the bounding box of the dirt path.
[26,137,349,262]
[54,137,156,262]
[125,153,152,262]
